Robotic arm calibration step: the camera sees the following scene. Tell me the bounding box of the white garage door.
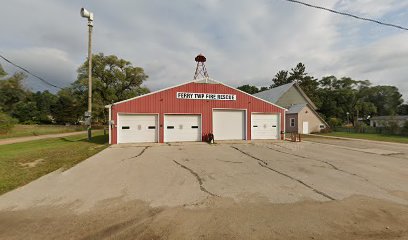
[213,109,246,140]
[117,114,158,143]
[164,115,201,142]
[251,113,279,140]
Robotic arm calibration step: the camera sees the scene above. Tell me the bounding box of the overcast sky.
[1,0,407,101]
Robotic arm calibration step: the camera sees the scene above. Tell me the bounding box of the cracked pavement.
[1,139,408,213]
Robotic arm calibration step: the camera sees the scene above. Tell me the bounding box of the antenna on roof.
[193,54,209,82]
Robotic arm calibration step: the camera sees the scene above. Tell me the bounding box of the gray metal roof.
[370,115,408,121]
[287,103,307,114]
[254,82,295,103]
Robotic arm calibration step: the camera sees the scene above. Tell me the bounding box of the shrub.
[402,121,408,136]
[320,127,332,133]
[0,112,17,134]
[328,117,342,128]
[386,121,400,135]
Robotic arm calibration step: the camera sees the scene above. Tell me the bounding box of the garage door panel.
[118,114,158,143]
[251,114,279,140]
[164,115,201,142]
[213,110,245,140]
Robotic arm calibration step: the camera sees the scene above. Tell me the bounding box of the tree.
[317,76,377,125]
[32,91,58,123]
[362,86,403,116]
[298,75,320,108]
[397,104,408,115]
[259,86,269,92]
[12,102,39,123]
[0,71,28,113]
[237,84,260,94]
[51,88,83,124]
[73,53,150,123]
[288,63,306,83]
[271,70,290,88]
[271,63,321,106]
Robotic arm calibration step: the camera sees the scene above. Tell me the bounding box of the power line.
[283,0,408,31]
[0,54,63,89]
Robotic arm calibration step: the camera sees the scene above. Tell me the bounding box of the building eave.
[109,78,287,110]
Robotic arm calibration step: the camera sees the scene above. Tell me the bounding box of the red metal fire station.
[106,55,286,144]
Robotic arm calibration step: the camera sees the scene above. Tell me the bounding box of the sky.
[1,0,407,101]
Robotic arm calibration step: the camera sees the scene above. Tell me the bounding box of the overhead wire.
[0,54,63,89]
[283,0,408,31]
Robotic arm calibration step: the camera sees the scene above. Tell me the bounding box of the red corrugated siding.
[111,82,285,144]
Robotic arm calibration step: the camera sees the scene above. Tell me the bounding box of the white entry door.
[251,114,279,139]
[164,115,201,142]
[302,121,309,134]
[213,109,246,140]
[117,114,158,143]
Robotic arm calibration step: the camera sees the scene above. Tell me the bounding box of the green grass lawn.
[0,131,108,195]
[315,132,408,144]
[0,124,87,139]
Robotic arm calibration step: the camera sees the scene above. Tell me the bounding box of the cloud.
[3,48,77,91]
[0,0,407,101]
[335,0,408,18]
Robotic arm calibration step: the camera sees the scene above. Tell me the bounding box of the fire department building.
[107,79,286,144]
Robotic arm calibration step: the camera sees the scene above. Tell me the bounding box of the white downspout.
[108,105,112,144]
[283,109,287,140]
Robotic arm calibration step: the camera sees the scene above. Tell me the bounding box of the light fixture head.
[80,8,93,21]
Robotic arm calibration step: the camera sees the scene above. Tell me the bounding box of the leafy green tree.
[318,76,376,125]
[0,71,28,113]
[397,104,408,115]
[73,53,150,123]
[362,86,403,116]
[12,102,39,123]
[237,84,260,94]
[51,88,83,124]
[32,91,58,123]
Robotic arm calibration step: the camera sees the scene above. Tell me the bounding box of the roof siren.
[193,54,210,82]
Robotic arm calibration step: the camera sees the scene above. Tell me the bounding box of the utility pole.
[81,8,94,140]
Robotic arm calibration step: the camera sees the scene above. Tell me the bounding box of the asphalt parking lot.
[1,137,408,239]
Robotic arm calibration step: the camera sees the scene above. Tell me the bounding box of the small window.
[272,125,277,127]
[320,125,325,129]
[167,126,175,129]
[122,126,130,129]
[290,118,295,127]
[191,126,199,129]
[253,125,258,128]
[148,126,156,129]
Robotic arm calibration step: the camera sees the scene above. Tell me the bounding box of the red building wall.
[110,82,285,144]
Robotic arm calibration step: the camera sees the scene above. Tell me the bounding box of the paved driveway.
[1,139,408,239]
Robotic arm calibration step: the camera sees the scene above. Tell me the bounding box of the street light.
[346,112,350,125]
[80,8,93,140]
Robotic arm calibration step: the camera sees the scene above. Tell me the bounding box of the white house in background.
[254,82,328,134]
[370,115,408,127]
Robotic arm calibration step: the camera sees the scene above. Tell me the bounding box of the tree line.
[238,63,408,127]
[2,57,407,132]
[0,53,149,132]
